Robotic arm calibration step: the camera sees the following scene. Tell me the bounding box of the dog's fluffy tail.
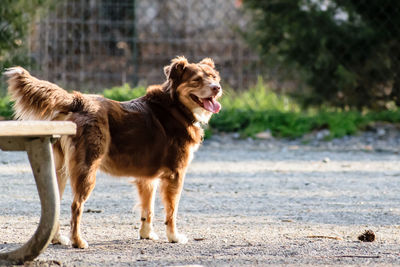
[4,67,84,120]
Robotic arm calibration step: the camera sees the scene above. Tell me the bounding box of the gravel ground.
[1,129,400,266]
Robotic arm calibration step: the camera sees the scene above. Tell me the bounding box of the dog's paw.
[167,232,188,244]
[139,223,159,240]
[52,234,71,246]
[72,238,89,249]
[140,231,159,240]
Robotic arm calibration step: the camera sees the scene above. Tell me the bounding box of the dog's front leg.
[135,178,159,240]
[160,171,188,244]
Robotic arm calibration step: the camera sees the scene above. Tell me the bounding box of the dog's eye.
[193,77,202,82]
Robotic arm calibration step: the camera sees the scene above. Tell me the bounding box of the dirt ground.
[1,138,400,266]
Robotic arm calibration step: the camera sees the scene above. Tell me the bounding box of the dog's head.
[164,56,222,123]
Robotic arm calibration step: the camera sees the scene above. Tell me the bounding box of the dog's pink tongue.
[203,98,221,113]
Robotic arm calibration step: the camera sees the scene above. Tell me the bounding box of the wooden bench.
[0,121,76,264]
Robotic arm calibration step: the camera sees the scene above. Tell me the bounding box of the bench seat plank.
[0,121,76,136]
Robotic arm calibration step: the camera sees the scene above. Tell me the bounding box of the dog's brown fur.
[5,56,222,248]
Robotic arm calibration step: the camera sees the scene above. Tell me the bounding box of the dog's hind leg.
[66,118,108,249]
[136,178,159,240]
[160,171,188,244]
[68,159,100,249]
[51,142,71,246]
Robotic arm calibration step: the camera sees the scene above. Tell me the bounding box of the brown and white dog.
[5,56,222,248]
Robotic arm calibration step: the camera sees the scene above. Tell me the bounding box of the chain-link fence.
[24,0,261,93]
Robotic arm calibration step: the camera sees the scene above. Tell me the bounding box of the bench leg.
[0,137,60,264]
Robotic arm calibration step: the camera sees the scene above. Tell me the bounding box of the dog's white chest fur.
[193,107,212,124]
[188,143,200,163]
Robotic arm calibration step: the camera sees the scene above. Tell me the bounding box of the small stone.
[84,208,103,213]
[364,145,374,151]
[255,130,272,139]
[322,157,330,163]
[232,132,240,139]
[316,129,330,140]
[377,128,386,137]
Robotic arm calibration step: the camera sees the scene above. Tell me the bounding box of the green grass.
[0,96,13,119]
[1,82,400,140]
[102,84,146,101]
[209,79,397,139]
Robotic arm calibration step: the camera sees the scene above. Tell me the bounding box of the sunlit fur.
[4,56,222,248]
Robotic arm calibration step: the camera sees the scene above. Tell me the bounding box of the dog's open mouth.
[190,94,221,113]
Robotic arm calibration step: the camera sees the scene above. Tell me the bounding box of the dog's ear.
[199,58,215,69]
[164,56,189,82]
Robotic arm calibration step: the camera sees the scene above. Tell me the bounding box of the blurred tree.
[243,0,400,110]
[0,0,51,72]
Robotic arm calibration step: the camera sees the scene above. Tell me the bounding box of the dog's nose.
[211,84,221,95]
